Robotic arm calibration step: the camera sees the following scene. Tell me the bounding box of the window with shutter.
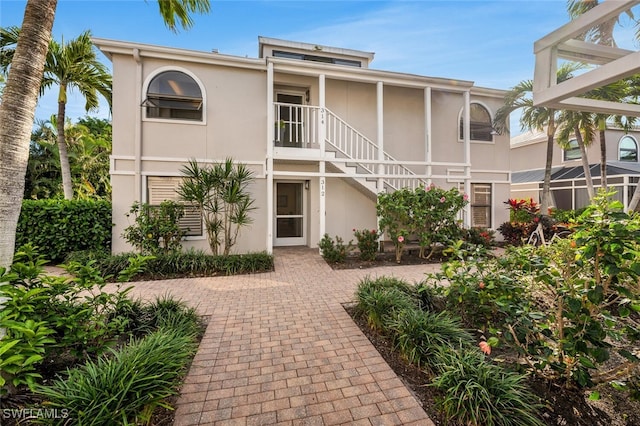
[471,183,491,228]
[147,176,203,236]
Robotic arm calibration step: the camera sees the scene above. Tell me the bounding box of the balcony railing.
[273,102,426,190]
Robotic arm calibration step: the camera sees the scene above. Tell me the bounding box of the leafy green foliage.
[389,309,472,368]
[122,201,185,255]
[441,192,640,389]
[353,228,380,261]
[178,158,256,255]
[355,277,418,331]
[25,112,112,200]
[0,245,141,395]
[431,348,544,426]
[0,274,56,393]
[319,234,352,263]
[35,329,198,425]
[15,199,112,261]
[66,249,274,280]
[377,184,467,262]
[464,227,495,248]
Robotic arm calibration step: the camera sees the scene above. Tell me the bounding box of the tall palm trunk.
[0,0,57,269]
[540,123,555,215]
[575,123,595,200]
[599,127,607,190]
[57,87,73,199]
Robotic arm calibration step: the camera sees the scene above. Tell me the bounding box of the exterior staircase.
[274,102,427,196]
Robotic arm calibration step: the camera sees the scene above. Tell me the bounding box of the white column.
[463,90,471,227]
[319,74,326,248]
[376,82,384,192]
[134,48,142,201]
[266,61,274,254]
[424,87,432,186]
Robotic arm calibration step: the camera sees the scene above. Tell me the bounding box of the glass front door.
[276,93,304,147]
[274,181,306,246]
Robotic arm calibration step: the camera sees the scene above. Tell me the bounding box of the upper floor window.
[459,103,493,142]
[619,135,638,162]
[272,50,361,67]
[563,139,581,161]
[144,71,203,121]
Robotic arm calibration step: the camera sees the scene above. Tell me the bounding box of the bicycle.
[527,221,572,246]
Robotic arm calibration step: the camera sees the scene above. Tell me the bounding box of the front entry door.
[274,181,306,246]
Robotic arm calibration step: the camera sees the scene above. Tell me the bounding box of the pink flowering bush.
[377,185,468,262]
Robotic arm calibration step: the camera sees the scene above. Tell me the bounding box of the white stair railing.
[273,102,426,191]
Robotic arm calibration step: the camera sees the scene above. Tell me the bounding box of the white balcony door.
[274,181,306,246]
[276,92,304,147]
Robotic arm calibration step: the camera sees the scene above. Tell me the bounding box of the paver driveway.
[123,248,440,425]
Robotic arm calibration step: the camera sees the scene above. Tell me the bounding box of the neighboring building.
[94,36,511,254]
[511,129,640,210]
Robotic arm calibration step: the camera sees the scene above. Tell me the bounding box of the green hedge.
[16,199,112,262]
[66,249,274,280]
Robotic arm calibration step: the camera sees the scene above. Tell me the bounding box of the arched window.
[144,70,203,121]
[459,103,493,142]
[563,139,580,161]
[619,135,638,162]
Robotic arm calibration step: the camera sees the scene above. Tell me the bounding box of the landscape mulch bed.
[337,250,640,426]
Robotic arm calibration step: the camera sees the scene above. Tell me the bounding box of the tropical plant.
[25,116,113,199]
[431,348,544,426]
[354,276,418,331]
[377,184,467,262]
[0,0,211,269]
[122,200,185,255]
[35,329,198,425]
[557,110,597,200]
[1,28,112,200]
[388,308,472,368]
[493,63,583,215]
[0,0,56,270]
[178,159,256,256]
[353,228,380,261]
[318,234,352,263]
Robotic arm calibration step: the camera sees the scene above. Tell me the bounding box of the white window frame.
[618,135,638,162]
[563,138,581,162]
[458,101,495,144]
[142,66,207,126]
[470,183,493,229]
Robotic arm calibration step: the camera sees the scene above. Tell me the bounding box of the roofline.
[258,36,375,61]
[92,37,506,96]
[92,37,265,70]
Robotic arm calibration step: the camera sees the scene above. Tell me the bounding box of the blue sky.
[2,0,577,133]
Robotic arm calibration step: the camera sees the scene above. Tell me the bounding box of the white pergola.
[533,0,640,116]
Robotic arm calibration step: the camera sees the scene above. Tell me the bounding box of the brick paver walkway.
[123,248,439,425]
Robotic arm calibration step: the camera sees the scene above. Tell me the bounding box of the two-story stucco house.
[94,36,511,254]
[511,128,640,211]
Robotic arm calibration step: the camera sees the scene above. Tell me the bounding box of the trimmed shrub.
[66,249,274,280]
[353,228,381,261]
[16,199,112,262]
[319,234,352,263]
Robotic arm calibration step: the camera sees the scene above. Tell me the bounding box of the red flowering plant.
[353,228,381,261]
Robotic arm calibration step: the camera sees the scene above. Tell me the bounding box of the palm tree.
[2,28,112,200]
[567,1,638,195]
[557,110,597,200]
[494,64,581,215]
[0,0,56,270]
[0,0,210,268]
[45,31,112,199]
